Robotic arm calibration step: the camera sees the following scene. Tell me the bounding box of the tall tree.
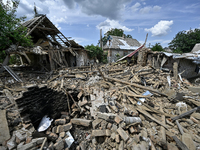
[169,29,200,53]
[0,0,32,51]
[105,28,124,37]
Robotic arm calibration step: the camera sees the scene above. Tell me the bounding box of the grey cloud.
[17,1,50,19]
[19,3,33,13]
[63,0,131,19]
[63,0,76,8]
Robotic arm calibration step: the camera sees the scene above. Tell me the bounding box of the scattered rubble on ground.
[1,63,200,150]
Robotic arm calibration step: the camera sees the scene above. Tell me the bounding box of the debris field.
[1,63,200,150]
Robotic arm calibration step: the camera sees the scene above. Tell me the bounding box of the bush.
[85,44,107,63]
[151,43,164,51]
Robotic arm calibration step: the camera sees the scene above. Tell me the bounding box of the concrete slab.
[0,110,10,144]
[188,86,200,93]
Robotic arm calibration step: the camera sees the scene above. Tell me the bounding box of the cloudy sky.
[14,0,200,47]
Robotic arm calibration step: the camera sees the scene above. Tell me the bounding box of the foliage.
[151,43,164,52]
[0,51,6,63]
[0,0,33,52]
[105,28,124,37]
[85,44,107,63]
[169,28,200,53]
[102,51,108,64]
[125,34,132,38]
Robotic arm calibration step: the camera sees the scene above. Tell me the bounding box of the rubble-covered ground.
[1,63,200,150]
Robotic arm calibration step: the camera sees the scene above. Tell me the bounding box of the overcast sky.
[14,0,200,47]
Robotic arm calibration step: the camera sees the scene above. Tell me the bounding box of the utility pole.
[100,29,103,50]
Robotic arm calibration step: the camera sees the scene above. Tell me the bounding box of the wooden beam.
[105,76,168,97]
[26,16,46,37]
[36,26,58,31]
[136,107,168,129]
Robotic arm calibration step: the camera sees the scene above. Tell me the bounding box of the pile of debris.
[1,63,200,150]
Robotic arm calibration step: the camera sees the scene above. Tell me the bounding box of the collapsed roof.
[22,15,83,49]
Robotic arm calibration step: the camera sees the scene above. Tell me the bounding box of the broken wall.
[76,50,89,66]
[106,49,133,63]
[178,58,200,79]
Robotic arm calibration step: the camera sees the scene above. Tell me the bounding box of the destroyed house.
[103,35,141,63]
[5,15,89,71]
[147,43,200,79]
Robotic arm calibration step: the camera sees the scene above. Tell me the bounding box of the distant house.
[103,35,141,63]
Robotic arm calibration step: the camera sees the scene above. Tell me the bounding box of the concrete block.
[97,112,116,121]
[181,133,195,150]
[117,127,129,142]
[62,123,72,132]
[52,126,57,133]
[92,119,103,129]
[116,134,120,143]
[115,115,123,124]
[53,139,64,150]
[0,110,10,145]
[55,118,66,125]
[59,132,65,138]
[92,129,111,137]
[119,140,124,150]
[15,131,26,144]
[48,132,58,141]
[71,118,92,127]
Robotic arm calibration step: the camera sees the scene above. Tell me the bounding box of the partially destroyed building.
[147,43,200,79]
[2,15,89,72]
[103,35,141,63]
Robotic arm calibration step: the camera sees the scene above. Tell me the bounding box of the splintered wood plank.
[136,107,168,129]
[0,110,10,144]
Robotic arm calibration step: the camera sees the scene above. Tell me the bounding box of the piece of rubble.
[0,110,10,145]
[55,118,66,125]
[117,127,129,142]
[191,113,200,120]
[7,132,17,150]
[181,133,196,150]
[71,118,92,127]
[92,129,111,137]
[92,119,103,129]
[115,115,123,124]
[47,132,58,141]
[97,112,116,121]
[17,137,45,150]
[53,139,64,150]
[116,134,120,143]
[62,123,72,132]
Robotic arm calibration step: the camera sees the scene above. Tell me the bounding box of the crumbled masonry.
[1,63,200,150]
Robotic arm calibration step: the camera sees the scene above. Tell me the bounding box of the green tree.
[151,43,163,51]
[0,0,33,51]
[169,29,200,53]
[105,28,124,37]
[85,44,107,63]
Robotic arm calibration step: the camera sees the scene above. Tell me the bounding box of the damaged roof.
[22,15,84,49]
[103,35,141,50]
[151,43,200,65]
